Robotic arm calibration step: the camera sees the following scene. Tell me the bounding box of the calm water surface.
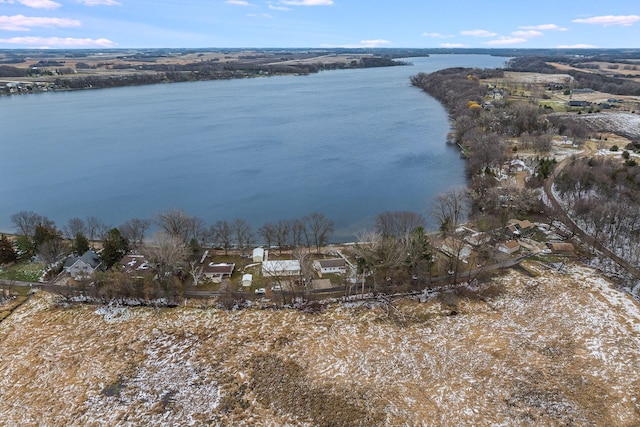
[0,54,507,241]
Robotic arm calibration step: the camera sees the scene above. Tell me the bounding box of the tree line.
[506,56,640,96]
[410,67,548,226]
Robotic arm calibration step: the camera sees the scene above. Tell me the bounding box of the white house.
[262,260,300,277]
[203,262,235,282]
[313,258,347,275]
[497,240,520,254]
[63,250,102,280]
[253,247,265,263]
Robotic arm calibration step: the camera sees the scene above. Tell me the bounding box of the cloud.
[422,32,453,38]
[511,30,543,38]
[519,24,567,31]
[358,39,390,47]
[0,15,81,31]
[0,36,116,47]
[279,0,333,5]
[557,44,598,49]
[440,43,467,48]
[78,0,121,5]
[485,37,527,45]
[573,15,640,26]
[226,0,251,5]
[268,3,290,10]
[460,29,497,37]
[17,0,61,9]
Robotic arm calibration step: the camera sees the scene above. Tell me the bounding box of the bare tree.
[85,216,109,245]
[290,218,308,248]
[304,212,334,254]
[188,216,207,245]
[352,230,382,297]
[141,232,188,299]
[11,211,51,238]
[375,211,425,238]
[189,260,204,287]
[232,217,254,254]
[431,186,469,234]
[352,230,408,294]
[63,217,86,240]
[431,187,471,284]
[119,218,152,247]
[258,222,276,249]
[405,226,434,281]
[38,237,70,265]
[292,245,312,287]
[274,220,290,254]
[210,220,234,255]
[156,208,193,242]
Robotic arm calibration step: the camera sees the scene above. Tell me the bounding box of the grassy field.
[0,262,45,282]
[1,262,639,426]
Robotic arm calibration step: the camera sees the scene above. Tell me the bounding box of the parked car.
[254,288,266,295]
[271,285,282,291]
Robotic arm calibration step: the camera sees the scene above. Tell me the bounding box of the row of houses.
[63,248,348,285]
[440,218,574,262]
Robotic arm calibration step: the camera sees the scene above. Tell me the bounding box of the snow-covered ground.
[570,112,640,140]
[1,263,639,426]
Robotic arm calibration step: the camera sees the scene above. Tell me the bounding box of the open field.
[1,263,639,426]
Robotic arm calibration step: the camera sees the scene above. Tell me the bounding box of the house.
[440,238,472,259]
[505,224,521,238]
[507,219,535,237]
[465,232,491,247]
[313,258,347,276]
[253,247,265,263]
[568,100,591,108]
[547,242,575,254]
[497,240,520,254]
[262,260,300,277]
[63,250,102,279]
[203,262,235,282]
[242,273,253,287]
[119,254,151,274]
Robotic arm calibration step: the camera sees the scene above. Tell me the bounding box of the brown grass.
[0,263,639,426]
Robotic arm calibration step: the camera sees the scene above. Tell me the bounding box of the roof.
[500,240,520,250]
[316,258,346,269]
[508,219,534,230]
[64,250,101,269]
[548,242,575,252]
[120,254,150,272]
[242,274,252,281]
[262,260,300,274]
[204,262,235,275]
[253,247,264,256]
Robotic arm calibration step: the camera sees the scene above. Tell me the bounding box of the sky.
[0,0,639,49]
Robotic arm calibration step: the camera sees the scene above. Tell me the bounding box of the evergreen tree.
[101,228,129,269]
[0,234,17,264]
[73,233,90,255]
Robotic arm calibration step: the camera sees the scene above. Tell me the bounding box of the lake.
[0,54,508,242]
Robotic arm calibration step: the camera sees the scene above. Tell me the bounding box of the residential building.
[63,250,102,279]
[203,262,235,282]
[262,260,300,277]
[313,258,347,275]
